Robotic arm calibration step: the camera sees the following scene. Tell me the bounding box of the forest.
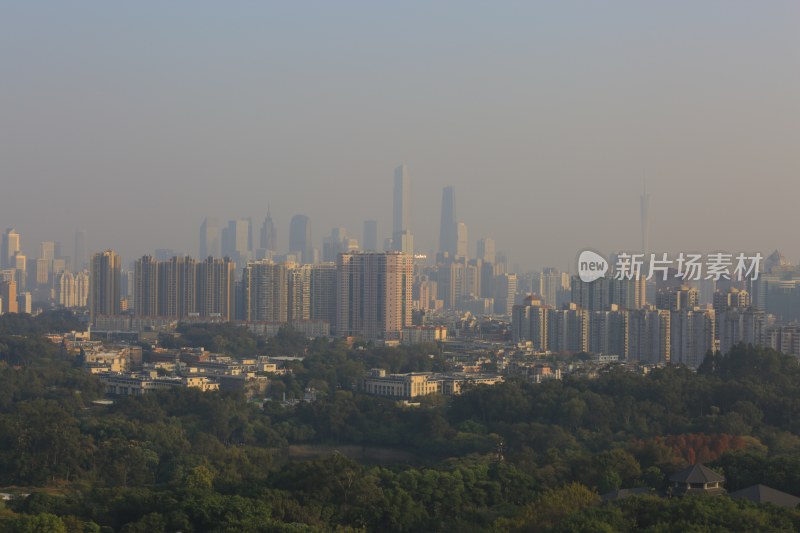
[1,312,800,531]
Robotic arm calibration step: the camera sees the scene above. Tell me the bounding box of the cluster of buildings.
[512,278,774,367]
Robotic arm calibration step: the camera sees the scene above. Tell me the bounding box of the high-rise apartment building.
[337,252,412,341]
[242,260,289,323]
[196,257,236,321]
[90,250,122,324]
[134,255,159,317]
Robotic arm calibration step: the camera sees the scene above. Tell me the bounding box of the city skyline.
[2,3,799,270]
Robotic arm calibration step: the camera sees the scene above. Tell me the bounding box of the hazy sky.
[2,2,799,271]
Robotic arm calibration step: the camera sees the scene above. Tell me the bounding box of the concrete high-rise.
[222,219,251,264]
[242,260,289,323]
[199,217,221,259]
[639,184,650,307]
[196,257,236,321]
[392,165,414,255]
[337,252,413,341]
[159,256,197,318]
[0,280,18,314]
[476,237,496,264]
[1,229,20,270]
[134,255,159,317]
[260,206,278,253]
[74,230,87,271]
[439,186,457,257]
[90,250,122,324]
[289,215,313,263]
[58,271,76,308]
[456,222,468,259]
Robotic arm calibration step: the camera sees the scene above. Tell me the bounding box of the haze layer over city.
[3,2,800,270]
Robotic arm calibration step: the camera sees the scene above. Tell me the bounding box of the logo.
[578,250,608,282]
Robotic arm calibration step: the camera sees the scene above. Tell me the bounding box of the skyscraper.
[392,165,414,255]
[639,184,650,307]
[221,219,251,264]
[260,206,278,253]
[476,237,496,264]
[439,186,457,257]
[0,280,18,314]
[199,217,220,259]
[337,252,413,341]
[363,220,378,252]
[90,250,122,324]
[289,215,313,263]
[456,222,468,259]
[1,228,20,270]
[74,230,87,271]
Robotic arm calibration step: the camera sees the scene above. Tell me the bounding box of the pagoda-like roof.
[669,463,725,484]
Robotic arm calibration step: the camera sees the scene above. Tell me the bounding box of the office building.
[199,217,220,259]
[289,215,313,263]
[392,165,414,255]
[259,206,278,253]
[439,186,457,257]
[1,229,20,270]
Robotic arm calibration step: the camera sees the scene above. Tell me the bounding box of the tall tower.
[199,217,220,259]
[1,228,20,270]
[90,250,122,324]
[392,165,413,254]
[639,183,651,307]
[289,215,313,263]
[74,230,87,271]
[456,222,469,259]
[439,186,457,257]
[260,205,278,253]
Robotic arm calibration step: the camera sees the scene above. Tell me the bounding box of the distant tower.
[392,165,414,254]
[199,217,220,259]
[260,205,278,253]
[456,222,469,259]
[476,237,496,264]
[289,215,313,263]
[1,228,20,270]
[639,183,651,307]
[363,220,378,252]
[74,230,87,271]
[439,186,457,257]
[221,219,251,264]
